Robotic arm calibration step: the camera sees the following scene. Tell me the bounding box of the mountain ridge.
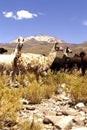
[10,34,64,44]
[0,34,87,55]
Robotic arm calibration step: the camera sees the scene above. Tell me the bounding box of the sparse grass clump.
[0,75,22,128]
[1,70,87,129]
[20,80,56,104]
[19,120,42,130]
[20,72,87,105]
[69,76,87,104]
[58,73,87,105]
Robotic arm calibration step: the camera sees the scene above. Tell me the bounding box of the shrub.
[69,76,87,104]
[0,79,22,128]
[20,79,56,104]
[1,71,87,129]
[19,116,42,130]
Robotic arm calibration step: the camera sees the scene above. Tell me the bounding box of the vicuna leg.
[8,71,15,86]
[81,66,86,76]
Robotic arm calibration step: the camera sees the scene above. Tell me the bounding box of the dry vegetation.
[0,41,87,129]
[0,70,87,129]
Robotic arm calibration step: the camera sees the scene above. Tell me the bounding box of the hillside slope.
[0,35,87,55]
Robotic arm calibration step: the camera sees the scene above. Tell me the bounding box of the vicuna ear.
[18,38,20,42]
[55,42,58,48]
[22,39,24,42]
[80,51,86,57]
[55,42,59,46]
[55,42,59,51]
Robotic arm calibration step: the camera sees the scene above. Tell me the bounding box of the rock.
[4,118,17,127]
[55,116,74,130]
[2,127,9,130]
[61,108,78,116]
[43,117,54,125]
[20,98,29,105]
[16,86,87,130]
[26,106,35,111]
[56,111,63,116]
[61,83,66,88]
[71,127,87,130]
[43,116,74,130]
[75,102,85,110]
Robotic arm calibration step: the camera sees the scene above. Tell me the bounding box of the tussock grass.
[20,120,42,130]
[0,79,22,128]
[0,71,87,129]
[69,76,87,104]
[56,73,87,105]
[19,76,56,104]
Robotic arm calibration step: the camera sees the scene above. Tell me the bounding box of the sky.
[0,0,87,44]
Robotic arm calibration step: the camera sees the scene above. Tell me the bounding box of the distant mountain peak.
[26,34,63,43]
[11,34,64,44]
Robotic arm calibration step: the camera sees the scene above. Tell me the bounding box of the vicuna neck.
[64,50,68,57]
[46,45,57,66]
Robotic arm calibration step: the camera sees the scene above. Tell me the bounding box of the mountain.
[11,34,64,44]
[0,34,87,55]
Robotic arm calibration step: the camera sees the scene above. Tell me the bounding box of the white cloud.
[3,10,38,20]
[82,20,87,26]
[16,10,38,20]
[3,11,13,18]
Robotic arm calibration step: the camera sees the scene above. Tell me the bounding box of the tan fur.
[0,38,24,85]
[17,43,63,82]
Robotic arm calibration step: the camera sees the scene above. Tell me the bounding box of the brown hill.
[0,35,87,56]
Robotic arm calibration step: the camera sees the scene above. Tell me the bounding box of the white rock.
[71,127,87,130]
[75,102,85,109]
[20,98,29,105]
[61,83,66,88]
[55,116,73,130]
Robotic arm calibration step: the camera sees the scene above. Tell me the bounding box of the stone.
[71,127,87,130]
[75,102,85,110]
[55,116,74,130]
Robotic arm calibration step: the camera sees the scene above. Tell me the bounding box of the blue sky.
[0,0,87,43]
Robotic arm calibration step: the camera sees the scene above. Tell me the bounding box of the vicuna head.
[0,48,8,54]
[54,42,63,51]
[13,38,24,57]
[80,51,86,58]
[65,47,72,53]
[16,38,24,51]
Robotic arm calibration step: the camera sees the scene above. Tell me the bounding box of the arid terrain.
[0,35,87,56]
[0,35,87,130]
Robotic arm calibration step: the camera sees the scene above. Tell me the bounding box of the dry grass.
[56,73,87,105]
[0,79,22,128]
[19,118,42,130]
[0,71,87,129]
[1,38,87,129]
[69,75,87,104]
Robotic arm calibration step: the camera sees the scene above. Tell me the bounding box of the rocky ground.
[17,83,87,130]
[2,83,87,130]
